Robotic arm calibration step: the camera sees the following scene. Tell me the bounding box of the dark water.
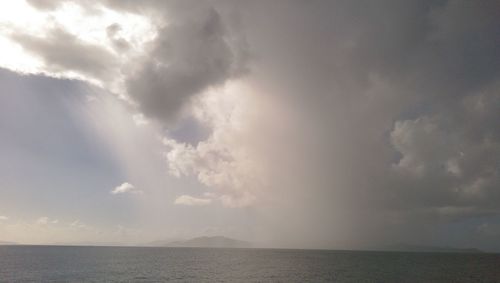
[0,246,499,282]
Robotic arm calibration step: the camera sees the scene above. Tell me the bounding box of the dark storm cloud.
[229,0,500,249]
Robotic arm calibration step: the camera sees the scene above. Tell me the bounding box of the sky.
[0,0,499,251]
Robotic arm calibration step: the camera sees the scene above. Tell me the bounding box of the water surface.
[0,246,498,282]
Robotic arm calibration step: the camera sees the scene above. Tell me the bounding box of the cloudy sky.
[0,0,499,250]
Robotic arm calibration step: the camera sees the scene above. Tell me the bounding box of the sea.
[0,245,499,282]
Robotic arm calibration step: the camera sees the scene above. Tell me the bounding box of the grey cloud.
[106,23,131,52]
[124,3,248,124]
[26,0,64,10]
[26,0,102,14]
[10,28,118,80]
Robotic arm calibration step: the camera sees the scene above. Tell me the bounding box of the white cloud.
[163,82,268,207]
[111,182,142,195]
[36,216,58,225]
[132,113,149,126]
[0,216,8,221]
[70,220,89,230]
[36,216,49,225]
[0,0,155,91]
[174,195,212,206]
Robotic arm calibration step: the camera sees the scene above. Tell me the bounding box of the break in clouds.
[0,0,499,250]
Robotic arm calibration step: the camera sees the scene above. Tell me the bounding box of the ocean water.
[0,246,499,282]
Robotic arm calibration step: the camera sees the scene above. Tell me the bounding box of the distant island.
[151,236,252,249]
[383,244,482,253]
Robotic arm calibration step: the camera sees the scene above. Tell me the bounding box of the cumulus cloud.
[174,195,212,206]
[163,82,268,207]
[111,182,142,195]
[388,81,500,215]
[391,116,458,176]
[125,3,249,124]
